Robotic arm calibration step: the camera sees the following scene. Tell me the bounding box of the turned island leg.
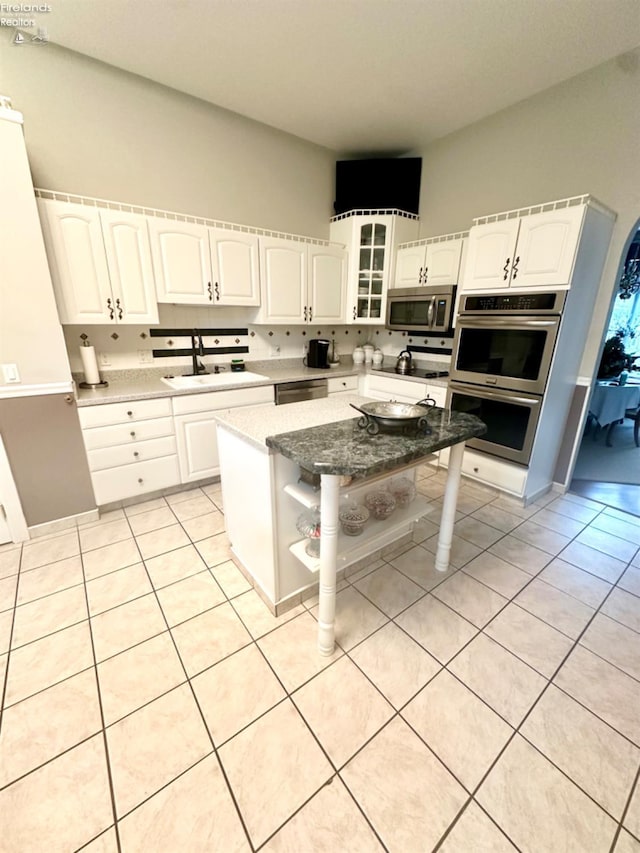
[318,473,341,655]
[435,441,465,572]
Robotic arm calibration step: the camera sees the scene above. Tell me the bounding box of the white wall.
[0,109,71,387]
[0,41,337,238]
[412,49,640,374]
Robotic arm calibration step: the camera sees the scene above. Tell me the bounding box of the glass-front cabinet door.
[329,211,419,325]
[357,222,387,321]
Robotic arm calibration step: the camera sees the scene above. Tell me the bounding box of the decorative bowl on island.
[339,503,370,536]
[364,489,396,520]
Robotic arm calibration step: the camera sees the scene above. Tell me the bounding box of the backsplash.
[62,304,452,373]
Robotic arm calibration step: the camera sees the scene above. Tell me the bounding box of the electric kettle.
[395,350,414,374]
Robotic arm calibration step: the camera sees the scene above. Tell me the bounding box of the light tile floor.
[1,471,640,851]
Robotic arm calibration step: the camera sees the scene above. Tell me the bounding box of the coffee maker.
[305,338,330,369]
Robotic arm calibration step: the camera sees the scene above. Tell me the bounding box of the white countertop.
[74,358,449,407]
[215,393,369,451]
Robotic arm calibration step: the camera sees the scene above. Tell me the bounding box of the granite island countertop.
[215,393,485,477]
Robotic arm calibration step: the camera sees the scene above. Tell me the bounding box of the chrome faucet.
[189,330,207,375]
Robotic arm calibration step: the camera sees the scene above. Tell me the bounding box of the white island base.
[218,421,466,655]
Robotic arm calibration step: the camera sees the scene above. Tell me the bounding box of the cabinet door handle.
[115,298,123,320]
[138,478,143,484]
[207,282,213,301]
[353,306,357,320]
[133,451,139,458]
[503,258,511,281]
[107,297,115,320]
[418,266,423,284]
[303,305,307,322]
[214,281,220,301]
[423,266,428,284]
[309,305,313,322]
[130,430,136,437]
[512,256,520,280]
[127,410,133,417]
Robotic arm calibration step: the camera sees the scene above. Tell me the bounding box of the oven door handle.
[450,384,541,408]
[457,317,558,328]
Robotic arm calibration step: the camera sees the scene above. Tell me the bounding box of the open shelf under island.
[215,394,485,654]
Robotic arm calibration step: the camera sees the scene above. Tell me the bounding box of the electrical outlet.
[1,363,20,383]
[138,350,153,364]
[270,345,280,358]
[98,352,110,367]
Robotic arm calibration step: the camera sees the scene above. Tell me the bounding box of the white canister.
[363,344,375,364]
[372,349,384,368]
[353,346,365,364]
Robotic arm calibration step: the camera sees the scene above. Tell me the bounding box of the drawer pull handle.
[138,478,143,484]
[130,431,136,437]
[127,411,133,417]
[133,451,139,458]
[473,467,479,473]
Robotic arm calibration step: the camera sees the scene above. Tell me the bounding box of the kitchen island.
[215,395,485,654]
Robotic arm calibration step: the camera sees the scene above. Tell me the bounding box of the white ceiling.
[37,0,640,152]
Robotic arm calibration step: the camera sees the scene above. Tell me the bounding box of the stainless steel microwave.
[386,285,456,335]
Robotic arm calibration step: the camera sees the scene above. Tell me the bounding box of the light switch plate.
[1,363,20,383]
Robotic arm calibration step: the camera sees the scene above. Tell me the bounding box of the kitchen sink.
[161,371,268,390]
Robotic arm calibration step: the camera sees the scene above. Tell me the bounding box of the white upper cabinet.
[462,205,586,292]
[513,207,585,288]
[38,199,158,324]
[148,219,212,304]
[149,219,262,307]
[254,236,346,324]
[307,244,346,324]
[394,236,465,288]
[209,229,260,306]
[394,243,426,287]
[461,219,521,291]
[257,237,307,323]
[99,209,159,324]
[330,212,419,324]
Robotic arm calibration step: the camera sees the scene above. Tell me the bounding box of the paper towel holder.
[79,338,109,390]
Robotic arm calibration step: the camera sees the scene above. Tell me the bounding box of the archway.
[567,220,640,514]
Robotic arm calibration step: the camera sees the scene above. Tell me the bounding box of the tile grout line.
[77,532,123,853]
[0,541,24,738]
[118,508,258,853]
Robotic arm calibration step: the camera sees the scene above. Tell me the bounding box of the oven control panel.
[461,292,565,313]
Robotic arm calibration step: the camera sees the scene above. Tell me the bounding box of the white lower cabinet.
[438,446,527,497]
[173,386,274,483]
[363,373,429,403]
[90,456,181,506]
[327,375,358,395]
[78,398,180,505]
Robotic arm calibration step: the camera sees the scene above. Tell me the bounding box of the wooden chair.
[624,406,640,447]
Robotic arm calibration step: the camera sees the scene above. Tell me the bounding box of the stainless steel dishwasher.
[274,378,328,405]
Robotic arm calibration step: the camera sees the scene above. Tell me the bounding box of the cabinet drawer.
[426,385,447,408]
[364,373,428,402]
[82,416,175,451]
[78,397,172,428]
[172,385,273,415]
[87,435,177,472]
[327,375,358,394]
[91,455,180,505]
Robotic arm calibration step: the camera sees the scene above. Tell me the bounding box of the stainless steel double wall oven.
[448,290,566,465]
